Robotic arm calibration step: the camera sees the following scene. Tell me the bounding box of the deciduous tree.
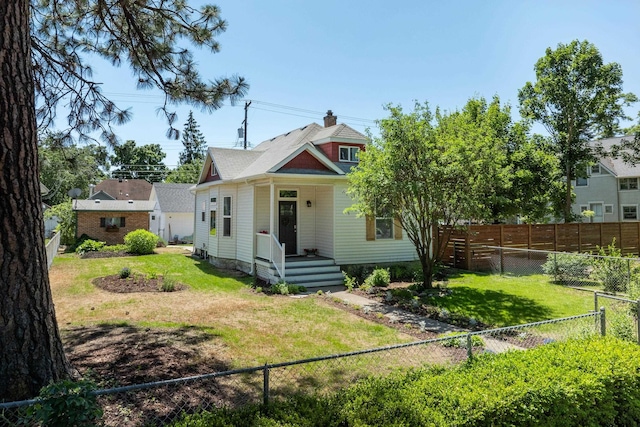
[0,0,246,400]
[518,40,637,222]
[110,140,168,182]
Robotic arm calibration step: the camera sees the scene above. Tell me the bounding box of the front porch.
[253,182,342,287]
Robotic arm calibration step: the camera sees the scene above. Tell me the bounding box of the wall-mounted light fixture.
[306,200,312,208]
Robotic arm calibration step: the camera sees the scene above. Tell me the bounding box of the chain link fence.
[0,311,603,426]
[469,245,640,294]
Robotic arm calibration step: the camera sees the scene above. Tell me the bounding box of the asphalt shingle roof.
[92,179,153,200]
[152,183,195,213]
[203,122,367,182]
[73,200,156,211]
[591,135,638,177]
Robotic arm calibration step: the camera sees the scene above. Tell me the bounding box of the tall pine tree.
[179,111,207,165]
[0,0,247,400]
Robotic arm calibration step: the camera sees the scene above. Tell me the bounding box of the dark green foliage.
[124,229,159,255]
[171,338,640,427]
[74,239,106,255]
[27,379,102,427]
[179,111,207,165]
[119,267,131,279]
[542,252,591,284]
[110,140,168,182]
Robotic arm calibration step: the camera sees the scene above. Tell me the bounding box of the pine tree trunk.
[0,1,73,400]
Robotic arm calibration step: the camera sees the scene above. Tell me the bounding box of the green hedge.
[172,337,640,426]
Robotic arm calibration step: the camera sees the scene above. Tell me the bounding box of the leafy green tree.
[39,133,108,205]
[110,140,168,182]
[518,40,637,222]
[165,159,204,184]
[179,111,208,165]
[347,99,507,289]
[44,201,76,245]
[0,0,247,400]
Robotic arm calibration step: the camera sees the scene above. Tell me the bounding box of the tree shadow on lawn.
[431,286,556,327]
[63,323,229,386]
[62,324,263,425]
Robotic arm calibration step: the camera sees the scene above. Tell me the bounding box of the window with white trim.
[223,196,232,236]
[210,211,217,236]
[620,178,638,190]
[575,177,588,186]
[591,164,601,174]
[623,205,638,220]
[605,205,613,214]
[339,146,360,162]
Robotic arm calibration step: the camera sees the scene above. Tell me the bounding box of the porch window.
[623,205,638,220]
[223,196,232,237]
[620,178,638,190]
[210,211,217,236]
[339,146,360,163]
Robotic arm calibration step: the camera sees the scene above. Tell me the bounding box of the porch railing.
[271,234,285,280]
[255,233,285,280]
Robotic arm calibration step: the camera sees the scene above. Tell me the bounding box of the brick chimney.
[323,110,337,128]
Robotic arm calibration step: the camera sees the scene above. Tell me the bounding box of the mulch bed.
[92,274,186,293]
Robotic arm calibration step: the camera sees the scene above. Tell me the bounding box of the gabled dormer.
[311,110,367,165]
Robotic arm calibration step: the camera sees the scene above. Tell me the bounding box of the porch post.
[269,182,275,259]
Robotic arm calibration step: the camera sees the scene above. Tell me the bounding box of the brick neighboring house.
[74,199,156,245]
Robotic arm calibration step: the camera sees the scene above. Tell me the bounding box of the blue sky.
[81,0,640,166]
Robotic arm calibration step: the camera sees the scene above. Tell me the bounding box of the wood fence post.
[554,224,558,252]
[578,223,582,253]
[465,231,471,270]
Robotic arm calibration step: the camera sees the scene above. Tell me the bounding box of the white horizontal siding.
[237,185,254,263]
[315,186,334,258]
[194,190,209,252]
[333,183,417,265]
[217,186,237,260]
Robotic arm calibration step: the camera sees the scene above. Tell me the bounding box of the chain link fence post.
[263,363,270,406]
[637,299,640,345]
[594,292,599,314]
[600,307,606,336]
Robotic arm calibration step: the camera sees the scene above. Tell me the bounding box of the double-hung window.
[223,196,232,237]
[623,205,638,220]
[339,146,360,162]
[620,178,638,190]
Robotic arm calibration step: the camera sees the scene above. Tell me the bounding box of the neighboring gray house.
[149,183,195,243]
[192,111,417,287]
[572,135,639,222]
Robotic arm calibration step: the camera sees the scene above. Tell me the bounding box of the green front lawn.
[429,271,595,327]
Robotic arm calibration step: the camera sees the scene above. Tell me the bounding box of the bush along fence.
[0,311,606,426]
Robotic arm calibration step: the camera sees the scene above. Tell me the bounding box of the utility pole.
[243,100,251,150]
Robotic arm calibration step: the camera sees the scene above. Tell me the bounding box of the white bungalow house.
[193,111,417,287]
[572,135,640,222]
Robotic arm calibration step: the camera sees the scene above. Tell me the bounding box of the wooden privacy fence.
[438,222,640,270]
